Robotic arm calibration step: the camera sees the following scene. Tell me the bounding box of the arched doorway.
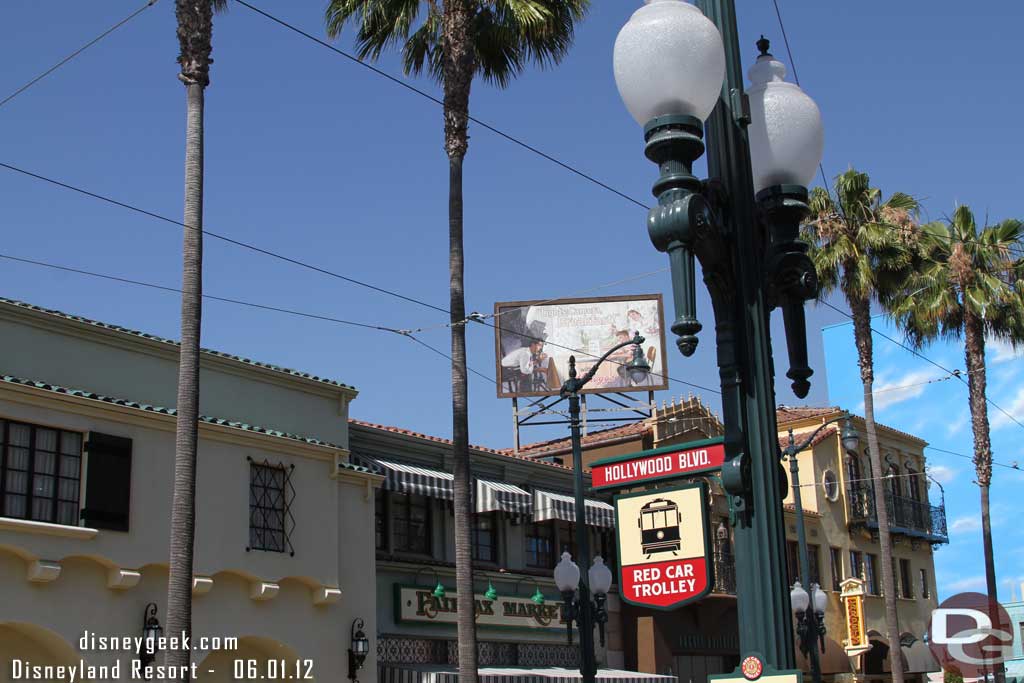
[198,636,305,682]
[0,623,79,683]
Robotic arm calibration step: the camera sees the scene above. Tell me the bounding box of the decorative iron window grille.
[247,458,295,555]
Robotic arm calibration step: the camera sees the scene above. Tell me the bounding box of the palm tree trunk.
[964,311,1004,683]
[166,79,205,681]
[442,1,477,679]
[849,294,903,683]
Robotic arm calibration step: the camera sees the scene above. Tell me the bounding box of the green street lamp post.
[614,0,825,671]
[782,415,860,682]
[557,333,650,683]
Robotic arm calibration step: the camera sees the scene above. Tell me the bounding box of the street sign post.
[613,482,712,610]
[591,437,725,491]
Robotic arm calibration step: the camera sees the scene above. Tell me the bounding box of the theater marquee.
[614,482,712,610]
[394,585,570,632]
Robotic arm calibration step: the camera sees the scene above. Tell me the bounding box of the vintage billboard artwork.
[493,294,669,398]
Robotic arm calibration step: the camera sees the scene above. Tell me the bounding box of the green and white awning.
[359,456,454,500]
[476,479,531,514]
[532,490,614,528]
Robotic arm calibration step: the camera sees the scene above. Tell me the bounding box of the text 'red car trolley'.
[638,498,682,556]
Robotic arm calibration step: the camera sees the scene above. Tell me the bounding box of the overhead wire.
[0,0,159,110]
[231,0,650,211]
[818,299,1024,432]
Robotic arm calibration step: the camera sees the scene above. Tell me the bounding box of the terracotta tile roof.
[784,503,823,518]
[511,420,652,457]
[778,426,837,453]
[776,405,841,425]
[0,297,356,392]
[348,419,574,470]
[0,375,352,452]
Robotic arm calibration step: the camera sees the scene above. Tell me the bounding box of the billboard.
[493,294,669,399]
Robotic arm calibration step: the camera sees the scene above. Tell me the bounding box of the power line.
[404,334,497,385]
[926,445,1020,471]
[0,160,450,315]
[0,252,509,383]
[0,0,158,110]
[818,299,1024,432]
[231,0,650,211]
[0,161,720,393]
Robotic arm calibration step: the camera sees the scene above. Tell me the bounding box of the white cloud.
[927,464,958,484]
[988,337,1024,365]
[950,516,982,533]
[944,411,969,438]
[873,369,949,410]
[943,575,987,593]
[991,387,1024,431]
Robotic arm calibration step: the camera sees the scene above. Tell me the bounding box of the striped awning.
[476,479,531,514]
[359,456,454,500]
[533,490,615,528]
[380,666,676,683]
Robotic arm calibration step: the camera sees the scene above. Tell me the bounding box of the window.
[392,493,431,555]
[472,513,498,563]
[1,420,83,525]
[847,456,862,486]
[899,559,913,598]
[248,460,294,554]
[375,491,386,550]
[850,550,864,583]
[887,463,902,497]
[830,547,843,591]
[786,541,820,587]
[822,469,839,502]
[866,554,880,595]
[598,529,617,579]
[526,522,555,568]
[906,467,922,502]
[919,568,930,599]
[556,521,576,559]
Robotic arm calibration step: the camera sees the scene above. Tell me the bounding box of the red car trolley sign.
[614,482,712,610]
[591,437,725,491]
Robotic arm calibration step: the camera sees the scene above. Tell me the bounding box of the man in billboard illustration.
[928,592,1014,681]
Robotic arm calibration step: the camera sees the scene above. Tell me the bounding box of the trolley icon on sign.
[637,498,682,557]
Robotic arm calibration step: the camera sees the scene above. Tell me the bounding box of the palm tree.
[166,1,225,679]
[324,2,588,679]
[891,205,1024,683]
[805,169,920,683]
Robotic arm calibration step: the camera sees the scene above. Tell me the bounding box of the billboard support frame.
[511,390,654,454]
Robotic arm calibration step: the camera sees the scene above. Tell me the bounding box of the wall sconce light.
[138,602,163,678]
[414,567,446,598]
[348,618,370,681]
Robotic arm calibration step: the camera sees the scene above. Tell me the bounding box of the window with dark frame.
[850,550,864,584]
[899,559,913,598]
[866,553,880,595]
[598,529,617,580]
[375,490,386,551]
[248,460,295,554]
[525,522,555,568]
[472,512,498,563]
[786,541,799,587]
[830,547,842,591]
[392,492,431,555]
[0,419,83,525]
[919,568,930,599]
[556,520,576,559]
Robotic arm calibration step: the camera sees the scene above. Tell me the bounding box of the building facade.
[517,397,948,683]
[0,298,381,682]
[352,419,626,678]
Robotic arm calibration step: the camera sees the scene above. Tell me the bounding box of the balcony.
[847,485,948,544]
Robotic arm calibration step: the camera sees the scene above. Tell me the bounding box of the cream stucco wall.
[0,302,379,682]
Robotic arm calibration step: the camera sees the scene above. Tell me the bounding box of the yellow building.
[516,397,947,683]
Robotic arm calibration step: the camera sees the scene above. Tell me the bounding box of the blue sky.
[823,319,1024,601]
[0,5,1021,453]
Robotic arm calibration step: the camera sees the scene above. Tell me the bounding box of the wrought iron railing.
[847,485,948,543]
[713,551,737,594]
